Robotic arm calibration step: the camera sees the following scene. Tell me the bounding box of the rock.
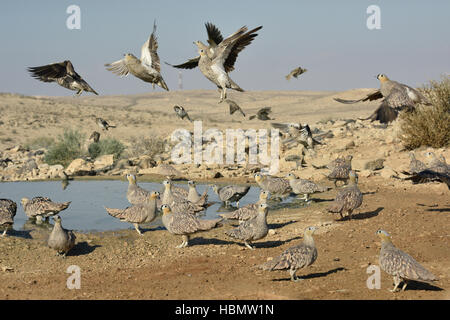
[380,167,398,179]
[93,154,115,173]
[66,158,95,176]
[212,172,223,179]
[364,158,385,171]
[359,170,372,178]
[48,164,64,178]
[137,156,155,169]
[345,140,355,149]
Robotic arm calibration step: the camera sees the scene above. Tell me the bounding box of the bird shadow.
[267,220,297,230]
[402,280,443,292]
[271,267,346,282]
[426,207,450,213]
[338,207,384,221]
[6,229,33,239]
[416,203,450,213]
[139,225,165,234]
[362,191,377,196]
[67,241,101,257]
[307,198,334,204]
[189,237,237,247]
[253,236,302,249]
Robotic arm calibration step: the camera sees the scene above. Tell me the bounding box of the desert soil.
[0,89,448,300]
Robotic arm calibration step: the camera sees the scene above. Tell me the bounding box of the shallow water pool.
[0,180,305,233]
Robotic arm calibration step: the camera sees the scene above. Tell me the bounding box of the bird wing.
[334,90,383,104]
[165,57,200,70]
[205,22,224,47]
[227,100,245,116]
[211,26,248,66]
[141,21,161,72]
[257,107,272,116]
[27,61,69,82]
[359,100,399,123]
[271,122,299,133]
[384,86,416,109]
[222,26,263,73]
[105,58,130,77]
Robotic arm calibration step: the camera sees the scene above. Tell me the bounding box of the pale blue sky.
[0,0,449,96]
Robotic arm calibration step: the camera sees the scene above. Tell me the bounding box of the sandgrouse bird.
[28,60,98,96]
[105,21,169,91]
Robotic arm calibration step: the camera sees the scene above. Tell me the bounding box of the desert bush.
[399,76,450,149]
[44,129,85,167]
[88,138,125,160]
[126,136,166,158]
[25,136,55,150]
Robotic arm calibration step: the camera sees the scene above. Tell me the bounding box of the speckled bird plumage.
[161,204,222,248]
[328,171,362,220]
[106,191,159,235]
[334,74,432,124]
[162,180,204,214]
[0,199,17,236]
[259,226,318,282]
[286,173,329,201]
[254,173,292,199]
[21,196,71,221]
[211,184,250,206]
[225,203,269,249]
[376,230,438,292]
[219,190,269,221]
[327,155,353,186]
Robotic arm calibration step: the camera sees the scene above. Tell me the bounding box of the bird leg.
[244,241,255,250]
[301,194,309,202]
[75,89,83,96]
[36,215,44,224]
[401,280,409,291]
[176,235,189,248]
[390,276,402,293]
[133,223,143,236]
[289,269,303,282]
[347,210,353,220]
[1,229,7,237]
[218,88,227,103]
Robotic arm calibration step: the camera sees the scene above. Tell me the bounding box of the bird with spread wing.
[166,23,262,102]
[28,60,98,96]
[334,74,431,123]
[105,21,168,91]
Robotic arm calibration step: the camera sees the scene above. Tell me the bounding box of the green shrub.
[126,136,166,158]
[25,136,55,150]
[44,129,85,167]
[399,76,450,149]
[88,142,102,158]
[88,138,125,160]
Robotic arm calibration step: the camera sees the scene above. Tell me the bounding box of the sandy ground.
[0,89,449,300]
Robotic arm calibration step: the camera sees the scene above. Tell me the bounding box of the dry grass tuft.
[399,76,450,149]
